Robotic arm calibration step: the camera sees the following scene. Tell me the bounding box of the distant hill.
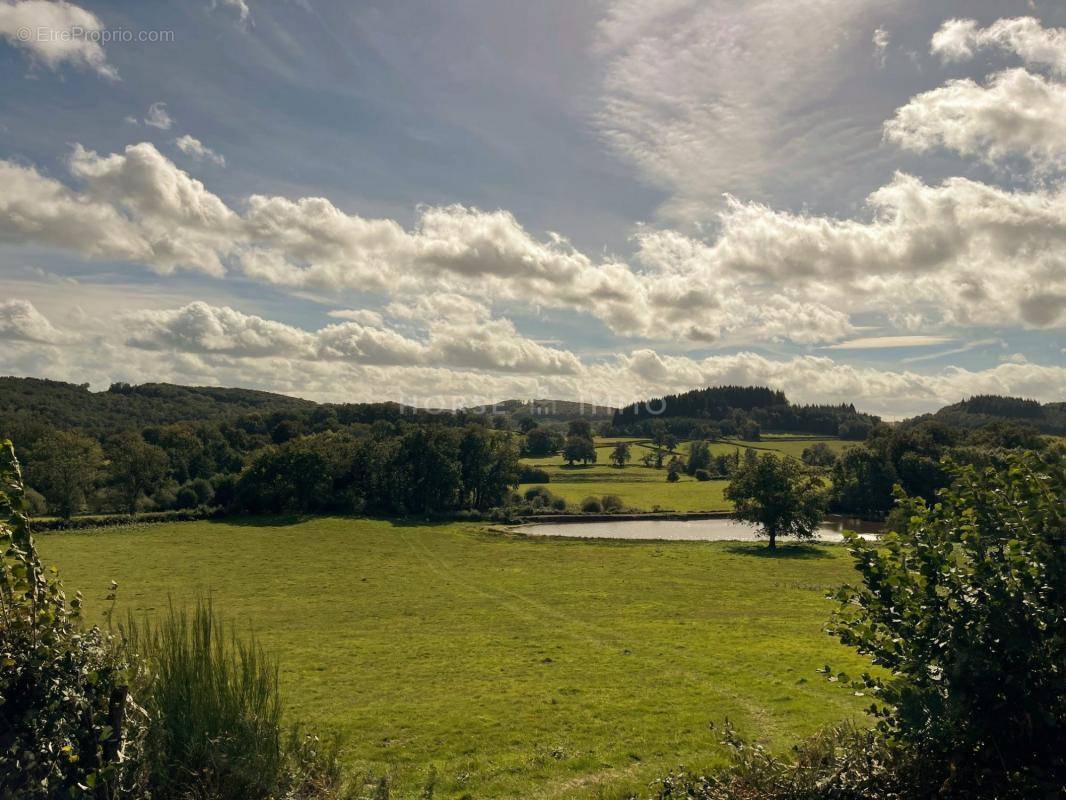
[483,398,615,422]
[913,395,1066,435]
[612,385,880,438]
[0,377,513,443]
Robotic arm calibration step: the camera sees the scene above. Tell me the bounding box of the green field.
[521,479,730,513]
[523,436,850,513]
[40,518,872,799]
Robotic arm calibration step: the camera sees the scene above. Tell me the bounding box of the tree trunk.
[768,529,777,550]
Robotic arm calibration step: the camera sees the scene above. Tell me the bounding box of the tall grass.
[125,599,345,799]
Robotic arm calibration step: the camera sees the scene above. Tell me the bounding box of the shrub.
[653,721,915,799]
[693,469,711,482]
[826,455,1066,796]
[550,497,567,511]
[600,494,624,512]
[580,496,603,513]
[518,465,550,483]
[523,485,552,502]
[125,599,348,800]
[0,441,148,798]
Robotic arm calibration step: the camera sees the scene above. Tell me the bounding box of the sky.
[0,0,1064,418]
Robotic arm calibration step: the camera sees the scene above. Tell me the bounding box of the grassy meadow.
[520,435,851,513]
[40,517,872,799]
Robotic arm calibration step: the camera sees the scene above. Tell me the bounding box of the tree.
[801,441,837,468]
[107,431,169,513]
[567,419,592,438]
[686,440,712,475]
[666,456,684,482]
[725,453,824,549]
[827,456,1066,796]
[563,435,597,465]
[830,446,897,516]
[28,430,104,519]
[523,426,563,457]
[517,416,537,434]
[610,441,631,468]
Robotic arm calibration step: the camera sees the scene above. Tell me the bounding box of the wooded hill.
[909,395,1066,435]
[612,385,880,438]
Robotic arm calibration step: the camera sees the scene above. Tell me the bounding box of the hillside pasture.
[40,518,872,799]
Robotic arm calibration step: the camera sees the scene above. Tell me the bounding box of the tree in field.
[610,441,631,468]
[801,441,838,468]
[107,431,169,513]
[28,430,104,519]
[563,434,597,465]
[517,416,537,433]
[666,456,684,482]
[523,426,563,457]
[567,419,593,438]
[725,453,824,549]
[826,455,1066,796]
[686,440,712,475]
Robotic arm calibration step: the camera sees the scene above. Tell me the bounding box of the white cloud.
[213,0,250,24]
[326,308,385,326]
[4,140,1064,353]
[175,134,225,166]
[0,0,117,79]
[932,17,1066,75]
[122,301,582,375]
[885,68,1066,173]
[593,0,887,222]
[143,102,173,130]
[827,335,955,350]
[873,27,890,68]
[4,299,1064,418]
[0,299,71,344]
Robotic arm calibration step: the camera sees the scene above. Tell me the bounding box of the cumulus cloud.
[4,299,1063,418]
[0,0,117,79]
[0,299,71,344]
[932,17,1066,75]
[885,68,1066,172]
[143,102,173,130]
[122,301,582,375]
[6,138,1066,344]
[174,134,225,166]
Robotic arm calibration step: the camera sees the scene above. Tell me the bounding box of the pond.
[513,515,882,542]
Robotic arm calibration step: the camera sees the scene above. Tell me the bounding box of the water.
[513,515,882,542]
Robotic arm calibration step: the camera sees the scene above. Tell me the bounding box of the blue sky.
[0,0,1063,417]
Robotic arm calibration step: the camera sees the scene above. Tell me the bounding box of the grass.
[524,437,851,512]
[40,517,872,800]
[522,479,730,513]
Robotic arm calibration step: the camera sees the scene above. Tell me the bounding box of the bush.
[580,496,603,513]
[826,455,1066,796]
[518,465,550,483]
[600,494,624,512]
[653,721,916,799]
[0,441,148,798]
[125,599,348,800]
[693,469,711,482]
[550,497,567,511]
[523,485,552,502]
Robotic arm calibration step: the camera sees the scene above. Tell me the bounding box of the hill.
[482,398,615,423]
[612,385,879,438]
[912,395,1066,435]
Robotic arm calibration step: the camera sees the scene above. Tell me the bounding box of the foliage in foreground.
[0,439,349,799]
[654,721,917,800]
[659,454,1065,798]
[0,440,147,798]
[827,454,1065,797]
[124,601,347,800]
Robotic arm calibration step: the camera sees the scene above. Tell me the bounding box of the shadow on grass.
[208,514,310,528]
[722,542,833,559]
